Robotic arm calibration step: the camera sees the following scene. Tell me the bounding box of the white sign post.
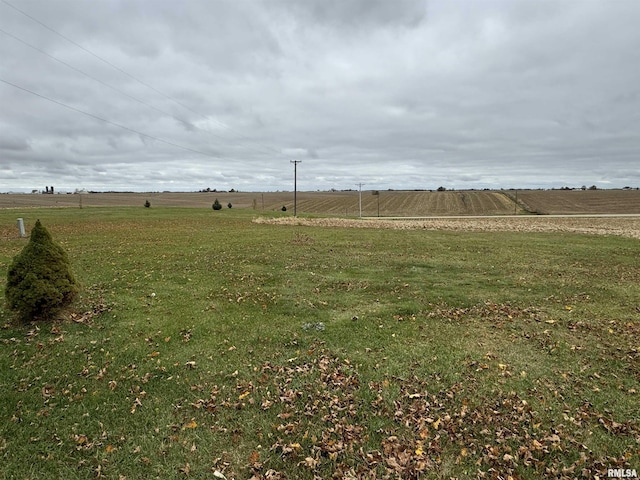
[17,218,26,237]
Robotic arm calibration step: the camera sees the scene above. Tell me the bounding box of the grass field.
[0,208,638,479]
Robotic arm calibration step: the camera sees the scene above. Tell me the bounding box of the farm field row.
[2,189,640,216]
[514,189,640,214]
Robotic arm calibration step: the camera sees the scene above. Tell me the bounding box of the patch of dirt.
[253,216,640,240]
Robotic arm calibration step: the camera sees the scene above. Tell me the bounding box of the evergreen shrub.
[5,220,79,321]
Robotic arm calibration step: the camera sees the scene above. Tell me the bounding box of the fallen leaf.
[302,456,318,468]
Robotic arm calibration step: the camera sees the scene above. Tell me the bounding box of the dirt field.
[513,189,640,214]
[0,192,281,210]
[1,189,639,217]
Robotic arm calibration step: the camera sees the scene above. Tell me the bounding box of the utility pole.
[291,160,301,216]
[356,183,365,218]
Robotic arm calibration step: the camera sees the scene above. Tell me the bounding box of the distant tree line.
[199,188,237,193]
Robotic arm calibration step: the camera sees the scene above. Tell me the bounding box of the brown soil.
[2,189,639,217]
[513,189,640,214]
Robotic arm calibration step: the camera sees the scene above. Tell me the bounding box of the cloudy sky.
[1,0,639,192]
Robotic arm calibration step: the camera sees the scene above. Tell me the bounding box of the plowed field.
[1,189,639,216]
[296,190,520,216]
[512,189,640,214]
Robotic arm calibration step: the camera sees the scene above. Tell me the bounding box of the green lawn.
[0,207,638,479]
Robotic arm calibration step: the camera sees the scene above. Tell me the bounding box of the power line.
[0,25,272,157]
[1,0,285,157]
[0,27,178,121]
[1,0,187,112]
[0,77,220,159]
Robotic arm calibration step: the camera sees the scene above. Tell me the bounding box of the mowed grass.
[0,207,638,479]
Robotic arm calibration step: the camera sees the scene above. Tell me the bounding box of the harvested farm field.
[511,189,640,215]
[2,188,640,216]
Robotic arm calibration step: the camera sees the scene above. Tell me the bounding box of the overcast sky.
[1,0,639,192]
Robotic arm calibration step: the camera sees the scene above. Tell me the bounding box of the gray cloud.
[277,0,428,30]
[0,134,30,152]
[1,0,639,192]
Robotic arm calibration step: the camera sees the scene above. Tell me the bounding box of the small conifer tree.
[5,220,79,321]
[227,202,232,209]
[144,200,151,208]
[212,199,222,210]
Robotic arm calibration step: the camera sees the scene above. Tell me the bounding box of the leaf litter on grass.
[2,209,639,479]
[185,337,638,480]
[4,300,636,479]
